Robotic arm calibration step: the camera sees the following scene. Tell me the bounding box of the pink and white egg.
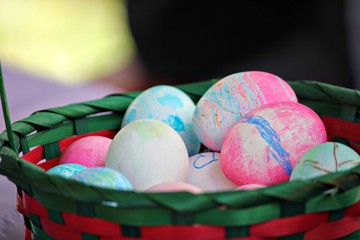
[220,101,327,186]
[192,71,298,152]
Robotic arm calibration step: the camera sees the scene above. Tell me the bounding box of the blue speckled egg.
[71,167,133,190]
[121,85,200,156]
[290,142,360,181]
[47,163,87,178]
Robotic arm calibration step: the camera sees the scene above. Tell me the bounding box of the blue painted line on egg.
[157,94,184,108]
[193,152,219,169]
[241,115,293,176]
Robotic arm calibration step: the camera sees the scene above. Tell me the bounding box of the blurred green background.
[0,0,135,85]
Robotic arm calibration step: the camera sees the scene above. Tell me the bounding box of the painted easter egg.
[146,182,203,193]
[59,136,112,168]
[235,184,266,191]
[290,142,360,181]
[71,167,133,190]
[187,152,237,192]
[47,163,87,178]
[122,85,200,156]
[193,71,297,151]
[106,119,189,191]
[220,101,327,186]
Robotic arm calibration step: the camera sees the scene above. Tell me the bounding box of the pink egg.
[193,71,298,152]
[145,182,203,194]
[59,136,112,168]
[220,101,327,186]
[235,184,266,191]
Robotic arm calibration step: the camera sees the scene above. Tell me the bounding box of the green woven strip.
[74,118,89,135]
[225,226,249,238]
[278,232,305,240]
[31,223,55,240]
[82,233,100,240]
[21,112,68,129]
[280,200,305,217]
[339,229,360,240]
[76,201,96,217]
[47,209,64,224]
[329,209,344,222]
[20,137,30,154]
[43,142,61,160]
[121,225,141,238]
[340,104,357,122]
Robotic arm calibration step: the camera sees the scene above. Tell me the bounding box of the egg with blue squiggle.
[290,142,360,181]
[220,101,327,186]
[122,85,200,156]
[187,152,237,192]
[193,71,298,152]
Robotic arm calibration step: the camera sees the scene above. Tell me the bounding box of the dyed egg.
[235,184,266,191]
[47,163,87,178]
[187,152,237,192]
[220,101,327,186]
[59,136,112,168]
[146,182,203,193]
[122,85,200,156]
[193,71,297,151]
[106,119,189,191]
[71,167,133,190]
[290,142,360,181]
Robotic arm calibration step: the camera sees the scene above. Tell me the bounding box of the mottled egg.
[193,71,297,151]
[71,167,133,190]
[221,101,327,186]
[290,142,360,181]
[122,85,200,156]
[146,182,203,193]
[59,136,112,168]
[187,152,237,192]
[106,119,189,191]
[47,163,87,178]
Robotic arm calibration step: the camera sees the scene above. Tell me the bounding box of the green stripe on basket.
[31,223,56,240]
[43,141,61,160]
[74,118,89,135]
[82,233,100,240]
[339,229,360,240]
[225,226,249,238]
[47,209,64,224]
[278,232,305,240]
[121,225,141,238]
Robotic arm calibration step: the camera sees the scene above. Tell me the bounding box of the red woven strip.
[62,212,122,236]
[349,141,360,155]
[17,192,28,217]
[40,217,83,240]
[22,145,44,164]
[250,212,329,238]
[345,201,360,216]
[322,116,360,148]
[24,227,32,240]
[23,192,48,218]
[141,225,225,240]
[305,215,360,239]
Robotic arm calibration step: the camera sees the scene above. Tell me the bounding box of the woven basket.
[1,73,360,239]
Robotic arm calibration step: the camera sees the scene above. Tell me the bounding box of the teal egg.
[47,163,87,178]
[290,142,360,181]
[71,167,133,190]
[121,85,200,156]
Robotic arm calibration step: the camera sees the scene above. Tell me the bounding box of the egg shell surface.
[106,119,189,191]
[146,182,203,193]
[188,152,237,192]
[193,71,298,151]
[290,142,360,181]
[235,184,266,191]
[220,101,327,186]
[122,85,200,156]
[47,163,87,178]
[59,136,112,168]
[71,167,133,190]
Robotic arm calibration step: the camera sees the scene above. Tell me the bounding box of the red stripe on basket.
[24,227,32,240]
[23,192,48,218]
[349,141,360,155]
[345,201,360,216]
[322,116,360,151]
[304,215,360,239]
[17,192,28,216]
[62,212,122,236]
[40,217,83,240]
[141,225,225,240]
[250,212,329,238]
[22,145,44,164]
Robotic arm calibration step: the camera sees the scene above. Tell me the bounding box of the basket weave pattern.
[1,80,360,240]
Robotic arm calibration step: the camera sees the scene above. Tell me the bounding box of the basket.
[1,68,360,240]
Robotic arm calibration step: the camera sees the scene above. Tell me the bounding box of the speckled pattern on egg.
[193,71,298,151]
[290,142,360,181]
[122,85,200,156]
[47,163,87,178]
